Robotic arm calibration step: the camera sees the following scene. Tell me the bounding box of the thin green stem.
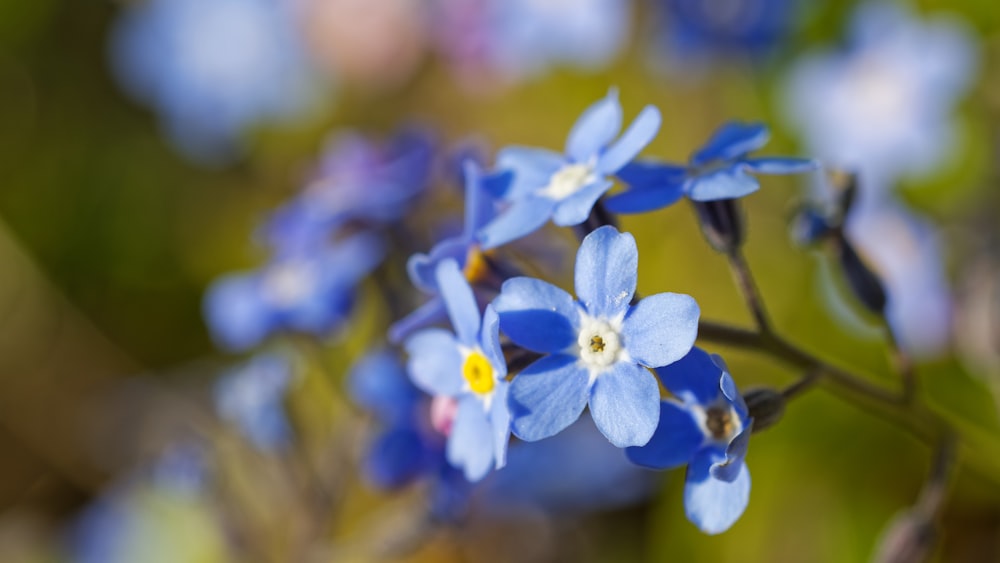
[882,317,918,405]
[726,248,772,334]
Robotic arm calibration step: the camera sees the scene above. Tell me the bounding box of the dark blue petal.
[655,347,723,405]
[551,179,614,226]
[589,362,661,447]
[690,122,770,167]
[626,400,705,469]
[448,395,495,481]
[565,89,623,162]
[711,422,753,483]
[364,427,430,489]
[623,292,700,368]
[436,259,481,346]
[741,157,819,175]
[604,181,686,214]
[404,329,463,396]
[493,277,578,354]
[686,166,761,201]
[684,448,751,535]
[574,226,638,318]
[596,105,662,174]
[508,354,591,442]
[616,160,688,189]
[478,196,556,250]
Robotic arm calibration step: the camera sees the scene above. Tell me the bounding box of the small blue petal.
[448,395,495,482]
[686,166,761,201]
[348,349,418,424]
[407,237,467,294]
[574,226,638,318]
[615,160,687,188]
[494,277,579,354]
[479,304,506,377]
[478,196,557,250]
[690,122,770,167]
[589,361,661,447]
[741,157,819,175]
[388,297,448,344]
[711,422,753,483]
[365,427,429,489]
[596,105,662,174]
[719,369,748,418]
[551,179,614,226]
[604,181,686,214]
[490,381,512,470]
[203,273,273,352]
[623,292,700,368]
[436,259,481,346]
[626,400,705,469]
[495,146,565,200]
[684,449,751,535]
[565,89,623,162]
[655,347,724,405]
[404,329,463,396]
[508,354,591,442]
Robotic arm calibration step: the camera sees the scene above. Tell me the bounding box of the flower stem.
[725,248,772,335]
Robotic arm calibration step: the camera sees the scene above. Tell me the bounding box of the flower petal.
[741,157,819,175]
[203,273,273,352]
[493,277,578,354]
[574,226,638,318]
[365,427,429,489]
[508,354,590,442]
[490,381,512,470]
[690,122,770,167]
[404,328,463,396]
[684,449,751,535]
[448,395,495,482]
[348,349,417,424]
[565,89,623,162]
[711,422,753,483]
[589,362,661,447]
[436,259,481,346]
[496,146,565,200]
[478,196,556,250]
[625,400,706,469]
[686,166,761,201]
[551,179,614,226]
[623,292,700,368]
[604,181,686,214]
[654,347,724,405]
[480,304,506,377]
[388,297,448,344]
[615,160,688,189]
[596,105,662,174]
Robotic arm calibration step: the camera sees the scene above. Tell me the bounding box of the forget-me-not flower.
[478,90,661,249]
[626,347,753,535]
[214,353,294,451]
[203,232,384,351]
[493,226,700,447]
[606,121,816,214]
[781,1,977,186]
[405,259,511,482]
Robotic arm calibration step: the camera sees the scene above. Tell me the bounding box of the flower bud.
[692,198,745,253]
[835,235,888,314]
[742,387,785,432]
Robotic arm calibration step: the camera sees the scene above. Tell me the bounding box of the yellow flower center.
[705,406,736,441]
[462,351,495,395]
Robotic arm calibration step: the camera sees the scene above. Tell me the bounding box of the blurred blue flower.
[433,0,631,86]
[390,161,510,343]
[626,347,753,535]
[405,259,511,482]
[203,232,384,351]
[214,353,294,451]
[781,1,977,185]
[479,90,661,248]
[263,128,435,253]
[493,226,699,447]
[109,0,325,163]
[606,121,816,214]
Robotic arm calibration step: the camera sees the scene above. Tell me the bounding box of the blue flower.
[404,259,511,482]
[478,90,661,249]
[203,232,384,351]
[214,353,294,451]
[606,121,816,214]
[108,0,325,163]
[389,161,511,344]
[493,226,700,447]
[626,347,753,535]
[781,1,977,185]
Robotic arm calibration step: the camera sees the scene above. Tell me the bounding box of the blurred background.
[1,0,1000,561]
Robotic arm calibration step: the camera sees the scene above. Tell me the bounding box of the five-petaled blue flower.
[478,89,661,249]
[626,347,753,535]
[605,121,816,214]
[493,226,700,447]
[405,259,511,482]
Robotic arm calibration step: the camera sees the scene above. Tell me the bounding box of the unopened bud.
[835,235,887,314]
[742,387,785,433]
[692,198,745,253]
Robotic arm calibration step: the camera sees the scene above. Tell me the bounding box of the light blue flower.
[404,259,511,482]
[606,121,816,214]
[389,160,510,343]
[109,0,325,163]
[781,1,977,185]
[493,226,700,447]
[203,232,384,351]
[214,353,294,451]
[478,90,661,249]
[626,347,753,535]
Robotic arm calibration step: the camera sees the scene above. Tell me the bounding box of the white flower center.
[691,401,743,444]
[263,261,317,306]
[540,163,596,200]
[577,313,626,376]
